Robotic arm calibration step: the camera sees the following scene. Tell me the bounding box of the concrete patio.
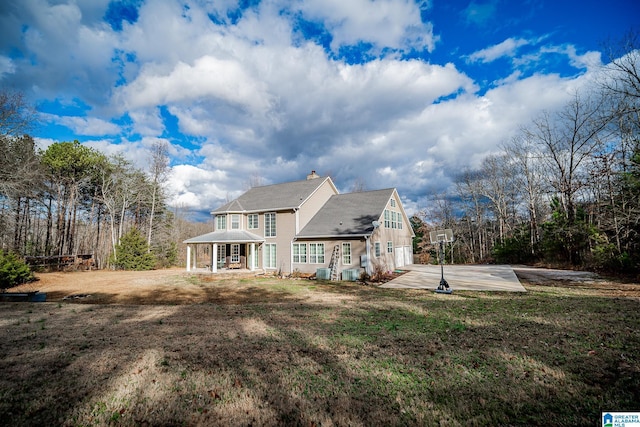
[381,264,527,292]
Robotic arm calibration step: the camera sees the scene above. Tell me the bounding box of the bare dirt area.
[13,268,344,305]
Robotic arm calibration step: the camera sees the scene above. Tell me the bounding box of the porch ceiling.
[183,230,264,244]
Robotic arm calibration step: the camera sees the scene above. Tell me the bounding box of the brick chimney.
[306,170,320,180]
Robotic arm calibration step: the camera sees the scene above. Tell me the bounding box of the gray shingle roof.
[296,188,395,238]
[212,177,332,214]
[183,230,264,244]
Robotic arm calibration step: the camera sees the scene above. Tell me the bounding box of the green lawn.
[0,277,638,426]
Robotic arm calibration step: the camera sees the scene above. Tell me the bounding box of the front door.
[231,244,240,263]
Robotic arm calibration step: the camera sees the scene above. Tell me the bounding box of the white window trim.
[293,243,307,263]
[342,242,352,265]
[309,243,325,264]
[387,241,393,253]
[231,214,241,230]
[248,214,259,229]
[231,244,240,263]
[216,215,227,231]
[265,212,276,237]
[264,243,276,269]
[374,242,381,257]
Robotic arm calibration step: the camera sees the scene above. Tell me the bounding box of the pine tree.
[110,229,156,270]
[0,251,35,291]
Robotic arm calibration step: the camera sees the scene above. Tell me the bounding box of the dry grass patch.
[1,269,639,426]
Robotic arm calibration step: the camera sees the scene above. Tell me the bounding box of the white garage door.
[404,246,413,266]
[395,246,405,268]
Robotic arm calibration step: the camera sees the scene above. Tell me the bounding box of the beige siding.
[291,239,367,276]
[260,210,297,272]
[297,179,338,232]
[370,192,414,271]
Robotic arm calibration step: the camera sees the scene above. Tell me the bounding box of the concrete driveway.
[380,264,527,292]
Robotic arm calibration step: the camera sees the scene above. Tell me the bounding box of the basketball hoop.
[429,229,454,294]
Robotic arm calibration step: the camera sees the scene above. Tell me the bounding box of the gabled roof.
[212,177,335,214]
[296,188,396,238]
[183,230,264,244]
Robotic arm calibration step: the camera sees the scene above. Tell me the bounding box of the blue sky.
[0,0,637,218]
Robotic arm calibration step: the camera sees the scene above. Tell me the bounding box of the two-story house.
[183,171,414,279]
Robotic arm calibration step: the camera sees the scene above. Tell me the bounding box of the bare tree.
[147,141,169,249]
[503,134,547,254]
[350,177,368,193]
[601,29,640,108]
[0,90,36,138]
[525,91,611,263]
[455,169,489,262]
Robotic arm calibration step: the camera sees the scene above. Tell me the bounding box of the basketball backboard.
[429,229,454,244]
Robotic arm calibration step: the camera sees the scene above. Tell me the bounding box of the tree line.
[0,91,190,269]
[412,31,640,275]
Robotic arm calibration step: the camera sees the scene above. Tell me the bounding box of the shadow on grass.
[0,286,638,426]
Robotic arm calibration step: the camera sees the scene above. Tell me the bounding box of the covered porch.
[183,230,264,273]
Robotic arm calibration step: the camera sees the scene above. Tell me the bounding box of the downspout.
[365,235,371,275]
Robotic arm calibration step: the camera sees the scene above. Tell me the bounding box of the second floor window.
[231,214,240,230]
[216,215,226,230]
[265,212,276,237]
[248,214,258,229]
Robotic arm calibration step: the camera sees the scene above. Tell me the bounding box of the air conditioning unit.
[341,268,360,281]
[316,268,331,280]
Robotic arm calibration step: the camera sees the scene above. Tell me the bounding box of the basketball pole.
[429,229,454,294]
[436,239,451,293]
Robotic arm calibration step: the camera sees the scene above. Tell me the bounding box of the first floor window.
[293,243,307,263]
[216,215,227,230]
[217,245,226,264]
[387,241,393,253]
[342,242,352,264]
[264,243,276,269]
[375,242,381,257]
[309,243,325,263]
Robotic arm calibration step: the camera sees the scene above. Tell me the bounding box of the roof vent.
[307,170,320,180]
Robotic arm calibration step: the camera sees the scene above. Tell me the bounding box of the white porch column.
[193,245,197,270]
[212,244,217,273]
[186,245,191,272]
[250,243,255,271]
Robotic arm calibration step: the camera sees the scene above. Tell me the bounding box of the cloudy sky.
[1,0,637,218]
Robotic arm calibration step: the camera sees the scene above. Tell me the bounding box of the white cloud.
[128,108,165,137]
[115,55,273,114]
[296,0,436,52]
[0,55,15,78]
[43,114,121,136]
[167,164,230,210]
[1,0,615,217]
[468,37,530,63]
